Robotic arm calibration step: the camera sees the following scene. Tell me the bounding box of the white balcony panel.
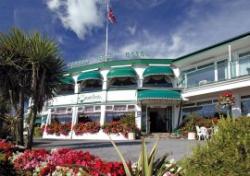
[78,91,105,104]
[49,94,77,106]
[107,90,137,102]
[183,75,250,98]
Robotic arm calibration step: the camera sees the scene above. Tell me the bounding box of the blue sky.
[1,0,250,63]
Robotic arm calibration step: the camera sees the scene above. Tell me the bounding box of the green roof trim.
[67,59,172,74]
[143,66,174,77]
[77,71,102,82]
[60,76,75,85]
[174,31,250,62]
[107,67,137,79]
[138,89,181,100]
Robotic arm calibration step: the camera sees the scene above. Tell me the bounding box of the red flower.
[73,122,100,135]
[45,122,71,136]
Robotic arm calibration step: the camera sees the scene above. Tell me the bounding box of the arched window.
[79,79,102,92]
[143,75,173,87]
[57,76,75,95]
[143,66,174,88]
[107,67,137,89]
[77,71,103,92]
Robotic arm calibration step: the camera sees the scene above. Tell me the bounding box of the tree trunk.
[26,107,37,149]
[16,90,24,145]
[26,63,37,149]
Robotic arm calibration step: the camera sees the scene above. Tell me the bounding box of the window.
[109,77,137,89]
[113,105,126,111]
[143,75,173,88]
[105,105,136,122]
[57,84,75,95]
[239,52,250,76]
[186,63,215,88]
[51,114,72,124]
[217,60,228,81]
[77,106,101,123]
[181,100,226,119]
[79,79,102,92]
[241,96,250,116]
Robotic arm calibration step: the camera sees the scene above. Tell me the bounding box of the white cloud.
[46,0,105,40]
[47,0,60,10]
[127,25,137,35]
[111,0,250,59]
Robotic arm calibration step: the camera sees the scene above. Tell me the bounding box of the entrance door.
[149,107,172,132]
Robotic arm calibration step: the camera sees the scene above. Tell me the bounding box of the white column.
[173,105,180,129]
[72,106,78,125]
[232,94,241,118]
[214,62,218,82]
[135,105,142,130]
[228,45,232,79]
[100,105,106,126]
[73,75,79,94]
[46,109,52,125]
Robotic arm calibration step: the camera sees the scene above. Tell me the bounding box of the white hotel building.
[41,32,250,140]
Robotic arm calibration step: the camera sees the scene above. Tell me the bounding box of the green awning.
[143,66,174,77]
[138,89,181,100]
[107,67,137,79]
[60,76,75,85]
[77,71,102,82]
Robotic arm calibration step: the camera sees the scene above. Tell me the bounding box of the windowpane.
[239,55,250,76]
[187,64,214,88]
[77,113,100,123]
[51,114,72,124]
[241,99,250,116]
[217,60,228,81]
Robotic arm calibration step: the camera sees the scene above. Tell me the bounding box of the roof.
[67,58,172,75]
[174,31,250,62]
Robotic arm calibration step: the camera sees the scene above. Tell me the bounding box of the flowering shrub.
[218,91,235,106]
[73,122,100,135]
[179,116,220,137]
[0,139,14,154]
[39,148,126,176]
[45,122,71,136]
[103,114,139,137]
[14,149,49,171]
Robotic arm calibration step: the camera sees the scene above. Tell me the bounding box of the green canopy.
[143,66,174,77]
[77,71,102,82]
[60,76,75,85]
[107,67,137,79]
[138,89,181,100]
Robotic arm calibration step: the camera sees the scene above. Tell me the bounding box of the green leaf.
[110,138,132,176]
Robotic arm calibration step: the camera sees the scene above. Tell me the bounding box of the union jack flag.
[107,7,117,24]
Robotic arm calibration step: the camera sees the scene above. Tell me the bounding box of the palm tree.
[26,33,65,149]
[0,29,30,145]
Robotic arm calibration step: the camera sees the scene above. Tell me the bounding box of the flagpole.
[105,0,110,61]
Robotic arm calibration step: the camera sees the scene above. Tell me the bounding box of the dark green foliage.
[181,117,250,176]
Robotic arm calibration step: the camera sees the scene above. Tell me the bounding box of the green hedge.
[181,117,250,176]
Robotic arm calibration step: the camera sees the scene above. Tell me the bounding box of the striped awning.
[107,67,137,79]
[143,66,174,77]
[77,71,102,82]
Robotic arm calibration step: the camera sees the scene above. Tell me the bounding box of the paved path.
[33,138,202,162]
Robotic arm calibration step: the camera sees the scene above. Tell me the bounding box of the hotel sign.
[78,92,104,104]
